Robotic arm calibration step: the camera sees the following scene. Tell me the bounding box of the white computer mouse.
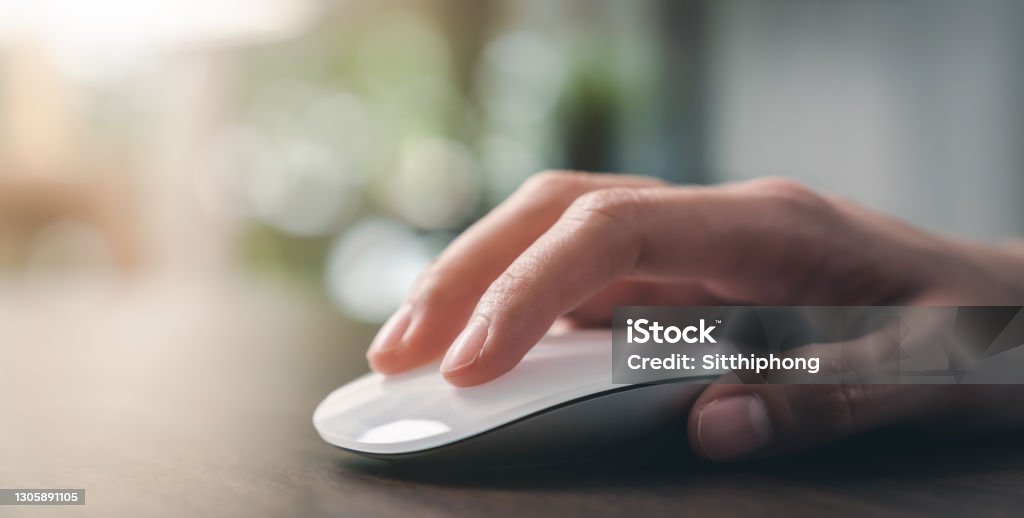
[313,329,717,464]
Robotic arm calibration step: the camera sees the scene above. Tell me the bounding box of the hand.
[365,171,1024,461]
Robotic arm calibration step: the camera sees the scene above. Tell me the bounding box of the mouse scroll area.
[314,330,711,463]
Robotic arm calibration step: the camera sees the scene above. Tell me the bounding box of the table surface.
[2,279,1023,518]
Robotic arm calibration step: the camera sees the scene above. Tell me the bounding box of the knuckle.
[749,177,836,223]
[477,267,537,314]
[745,177,812,197]
[565,188,642,225]
[520,170,590,196]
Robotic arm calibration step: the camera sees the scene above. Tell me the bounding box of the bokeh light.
[387,137,478,230]
[325,218,438,323]
[476,31,568,129]
[244,136,362,237]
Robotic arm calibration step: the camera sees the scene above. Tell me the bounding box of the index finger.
[367,171,665,374]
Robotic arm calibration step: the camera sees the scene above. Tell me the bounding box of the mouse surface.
[314,330,718,464]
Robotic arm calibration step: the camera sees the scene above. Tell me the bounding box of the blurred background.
[1,0,1022,334]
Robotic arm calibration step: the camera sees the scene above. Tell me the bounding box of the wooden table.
[2,279,1023,517]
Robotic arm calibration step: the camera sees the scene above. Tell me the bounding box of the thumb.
[684,307,1024,461]
[686,313,957,462]
[687,381,928,461]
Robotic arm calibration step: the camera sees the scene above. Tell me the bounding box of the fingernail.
[441,317,489,374]
[697,394,773,461]
[367,305,412,355]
